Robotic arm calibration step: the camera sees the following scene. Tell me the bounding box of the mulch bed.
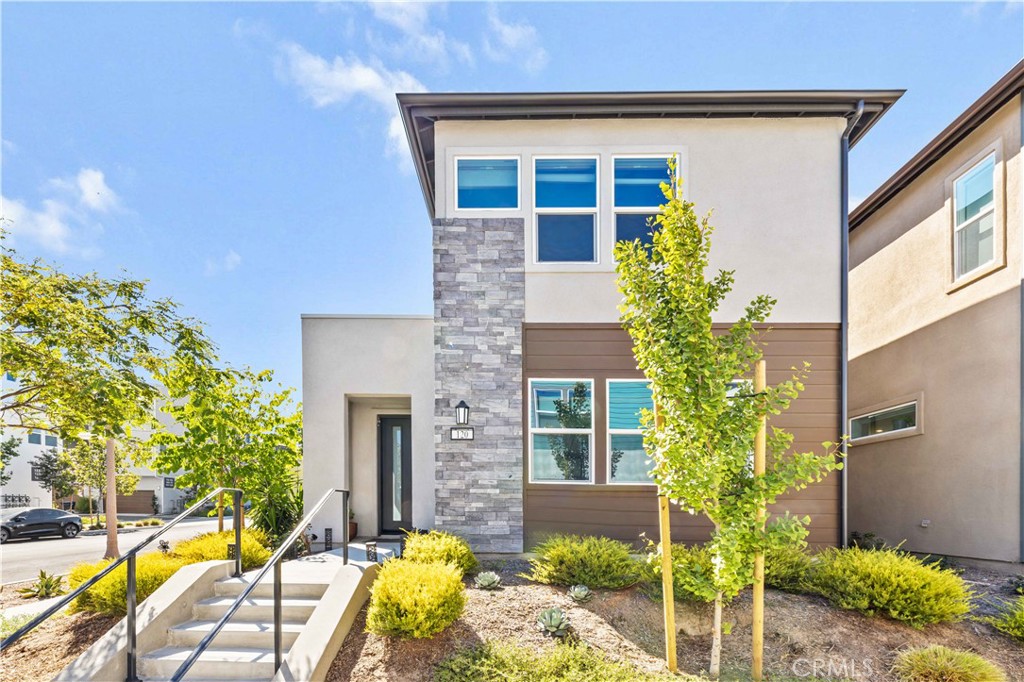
[0,580,40,611]
[0,612,118,682]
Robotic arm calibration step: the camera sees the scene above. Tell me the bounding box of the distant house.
[302,88,900,552]
[848,61,1024,565]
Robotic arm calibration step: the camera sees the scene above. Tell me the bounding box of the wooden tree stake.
[752,359,767,681]
[656,405,677,673]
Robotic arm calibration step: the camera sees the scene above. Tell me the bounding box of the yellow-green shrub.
[68,554,187,616]
[985,596,1024,642]
[525,535,639,589]
[173,528,271,571]
[765,543,813,592]
[402,530,478,575]
[892,645,1006,682]
[640,542,715,602]
[366,560,465,638]
[807,547,972,627]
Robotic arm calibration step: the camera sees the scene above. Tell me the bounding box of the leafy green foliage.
[18,570,65,599]
[365,560,465,638]
[640,540,716,603]
[435,642,688,682]
[536,607,570,637]
[765,542,813,592]
[0,435,18,486]
[63,436,141,498]
[68,554,187,616]
[567,585,593,603]
[402,530,479,576]
[29,448,77,502]
[984,596,1024,642]
[173,529,271,571]
[807,547,972,627]
[891,645,1007,682]
[524,535,639,589]
[547,382,592,480]
[849,530,887,550]
[247,472,302,544]
[0,613,34,640]
[1007,574,1024,596]
[474,571,502,590]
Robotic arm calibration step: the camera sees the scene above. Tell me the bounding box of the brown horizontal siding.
[523,323,841,550]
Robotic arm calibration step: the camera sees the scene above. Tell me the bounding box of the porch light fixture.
[455,400,470,426]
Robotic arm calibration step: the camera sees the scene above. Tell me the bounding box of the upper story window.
[953,154,995,280]
[607,379,654,484]
[850,401,918,442]
[534,157,598,263]
[529,379,593,482]
[455,157,519,210]
[27,430,42,445]
[614,157,671,252]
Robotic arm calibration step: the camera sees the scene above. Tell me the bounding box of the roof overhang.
[851,60,1024,230]
[398,89,904,219]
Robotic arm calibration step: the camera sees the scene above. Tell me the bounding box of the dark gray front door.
[379,416,412,534]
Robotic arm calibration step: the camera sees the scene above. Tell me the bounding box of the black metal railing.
[0,487,244,682]
[169,488,349,682]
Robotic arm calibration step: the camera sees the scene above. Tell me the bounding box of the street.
[0,518,221,584]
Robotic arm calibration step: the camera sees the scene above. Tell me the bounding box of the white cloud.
[204,249,242,277]
[47,168,120,213]
[366,1,473,71]
[482,4,548,74]
[2,138,16,154]
[275,41,426,161]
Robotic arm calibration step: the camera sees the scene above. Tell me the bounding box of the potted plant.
[349,509,358,539]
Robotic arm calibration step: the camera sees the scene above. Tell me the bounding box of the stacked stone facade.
[432,217,525,552]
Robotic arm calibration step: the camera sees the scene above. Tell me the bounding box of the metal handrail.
[0,486,244,682]
[170,487,349,682]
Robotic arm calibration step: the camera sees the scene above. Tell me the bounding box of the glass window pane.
[610,434,651,483]
[535,158,597,208]
[955,156,994,225]
[530,381,592,429]
[608,381,653,430]
[615,158,669,207]
[537,214,595,262]
[956,212,995,277]
[28,431,41,445]
[457,158,518,209]
[851,403,917,440]
[615,214,658,248]
[532,433,591,481]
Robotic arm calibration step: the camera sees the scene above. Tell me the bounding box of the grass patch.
[365,560,465,638]
[891,645,1007,682]
[402,530,478,576]
[524,535,639,589]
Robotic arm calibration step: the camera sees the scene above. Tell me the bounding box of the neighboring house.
[1,426,58,508]
[848,61,1024,565]
[303,88,901,552]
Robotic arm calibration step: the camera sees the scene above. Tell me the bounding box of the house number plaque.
[450,427,475,441]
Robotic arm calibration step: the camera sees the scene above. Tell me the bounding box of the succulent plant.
[567,584,593,603]
[474,571,502,590]
[18,570,65,599]
[537,607,570,638]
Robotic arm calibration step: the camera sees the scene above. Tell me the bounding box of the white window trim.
[606,378,655,486]
[452,155,521,212]
[952,152,996,282]
[849,393,924,446]
[527,377,595,484]
[532,155,601,265]
[612,154,679,259]
[944,142,1006,293]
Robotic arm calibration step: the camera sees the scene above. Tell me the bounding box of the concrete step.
[168,619,305,649]
[139,646,283,680]
[193,596,319,622]
[213,576,329,599]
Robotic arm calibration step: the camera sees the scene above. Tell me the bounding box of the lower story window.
[850,401,917,441]
[608,379,654,483]
[529,379,593,482]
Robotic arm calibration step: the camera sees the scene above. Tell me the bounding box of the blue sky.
[2,1,1022,391]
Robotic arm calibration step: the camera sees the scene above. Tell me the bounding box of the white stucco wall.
[1,430,52,507]
[434,117,845,324]
[301,315,434,541]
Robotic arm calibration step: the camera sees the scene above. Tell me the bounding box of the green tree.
[27,447,77,505]
[0,435,18,486]
[615,160,842,676]
[548,382,591,481]
[1,242,214,558]
[64,436,141,521]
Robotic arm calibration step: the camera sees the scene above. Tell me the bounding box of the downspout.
[840,100,864,549]
[1019,90,1024,562]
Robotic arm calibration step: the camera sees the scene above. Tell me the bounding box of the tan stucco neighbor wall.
[301,316,434,541]
[849,96,1023,563]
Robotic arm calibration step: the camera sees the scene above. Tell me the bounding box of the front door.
[379,416,412,534]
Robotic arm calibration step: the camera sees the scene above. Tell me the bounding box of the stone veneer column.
[433,217,525,552]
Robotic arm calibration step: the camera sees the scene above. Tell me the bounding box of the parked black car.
[0,507,82,543]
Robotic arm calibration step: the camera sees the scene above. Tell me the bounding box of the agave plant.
[567,584,593,603]
[474,571,502,590]
[18,571,65,599]
[537,607,570,638]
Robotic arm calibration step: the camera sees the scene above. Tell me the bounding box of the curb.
[79,527,145,537]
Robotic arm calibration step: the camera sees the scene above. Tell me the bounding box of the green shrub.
[435,641,684,682]
[402,530,478,575]
[984,596,1024,642]
[68,554,187,616]
[0,613,33,639]
[807,547,972,627]
[1007,575,1024,595]
[74,498,97,515]
[173,528,270,571]
[640,541,715,602]
[892,645,1006,682]
[18,570,65,599]
[765,543,813,592]
[365,560,465,638]
[525,535,639,589]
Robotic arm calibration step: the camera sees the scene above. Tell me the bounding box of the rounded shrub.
[640,542,715,602]
[807,547,973,627]
[892,645,1007,682]
[68,554,187,616]
[765,543,813,592]
[366,560,465,638]
[173,528,271,571]
[984,595,1024,642]
[526,534,639,589]
[402,530,478,575]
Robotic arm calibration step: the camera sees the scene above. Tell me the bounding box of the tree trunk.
[103,437,119,560]
[709,591,723,678]
[217,491,225,533]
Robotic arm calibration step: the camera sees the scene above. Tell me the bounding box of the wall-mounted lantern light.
[455,400,470,426]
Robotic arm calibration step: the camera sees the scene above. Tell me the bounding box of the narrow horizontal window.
[608,380,654,483]
[614,157,669,208]
[850,402,917,441]
[27,430,42,445]
[456,158,518,209]
[953,155,995,280]
[530,380,593,483]
[537,214,596,262]
[44,434,58,447]
[535,158,597,208]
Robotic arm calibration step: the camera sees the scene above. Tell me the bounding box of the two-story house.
[848,61,1024,565]
[302,88,901,552]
